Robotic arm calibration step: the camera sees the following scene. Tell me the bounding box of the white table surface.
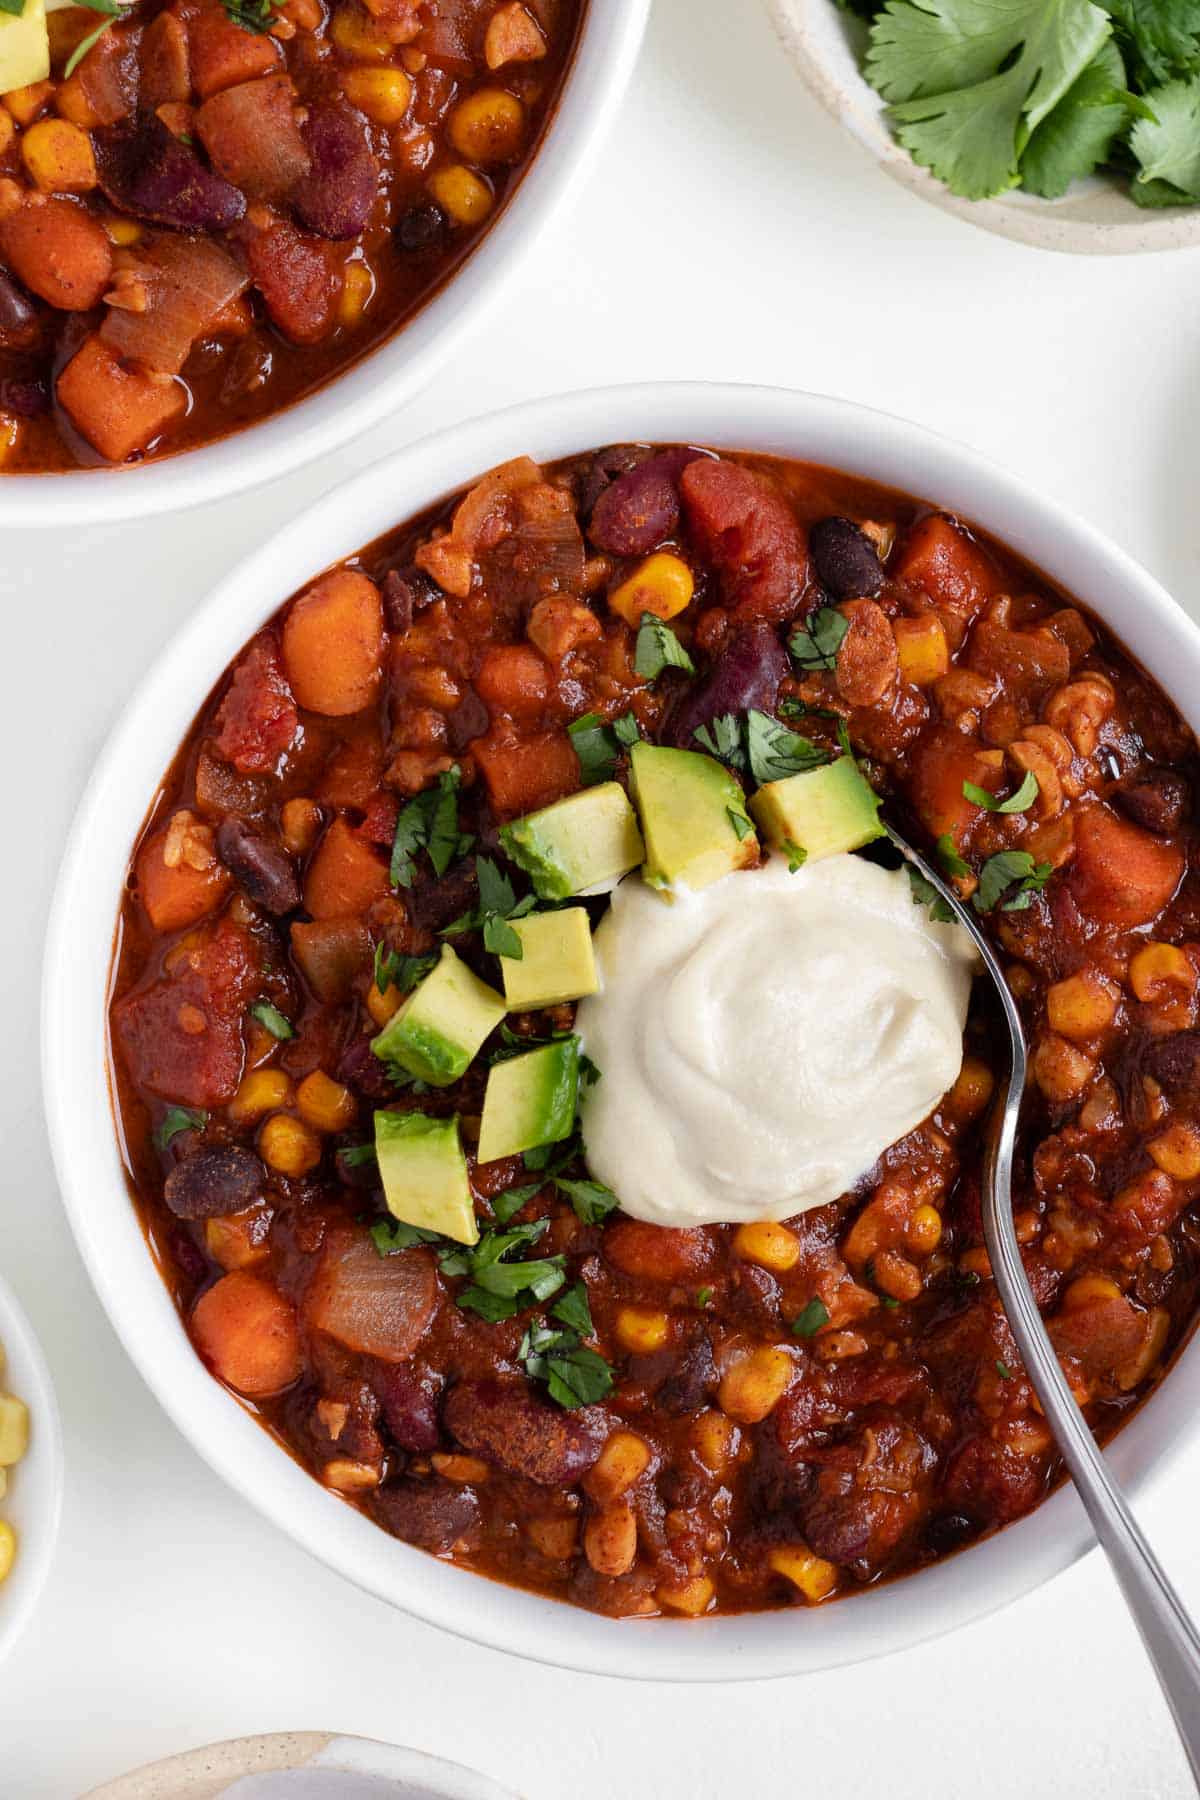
[4,1,1200,1793]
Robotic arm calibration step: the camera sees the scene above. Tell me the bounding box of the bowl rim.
[764,0,1200,256]
[42,379,1200,1681]
[83,1731,520,1798]
[0,1266,65,1668]
[0,0,649,527]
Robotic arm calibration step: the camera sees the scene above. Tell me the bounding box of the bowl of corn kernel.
[0,1270,62,1663]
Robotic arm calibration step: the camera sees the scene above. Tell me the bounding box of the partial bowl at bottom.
[0,1268,64,1666]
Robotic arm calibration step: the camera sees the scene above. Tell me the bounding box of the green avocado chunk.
[477,1037,579,1162]
[750,756,884,862]
[500,907,599,1011]
[0,0,48,98]
[375,1109,477,1245]
[629,743,758,893]
[371,944,505,1087]
[499,782,644,900]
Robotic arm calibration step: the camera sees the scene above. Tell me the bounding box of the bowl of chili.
[43,381,1200,1678]
[0,0,648,521]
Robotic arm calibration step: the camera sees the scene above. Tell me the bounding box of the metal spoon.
[884,821,1200,1783]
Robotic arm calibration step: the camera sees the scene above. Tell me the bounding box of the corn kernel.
[1046,968,1119,1041]
[447,86,526,163]
[733,1220,800,1273]
[205,1209,270,1271]
[366,979,403,1027]
[20,117,96,192]
[945,1056,994,1121]
[431,1452,490,1483]
[259,1112,322,1177]
[280,797,322,856]
[608,552,694,629]
[341,64,412,124]
[719,1345,792,1424]
[227,1067,292,1126]
[1062,1274,1122,1310]
[0,1519,14,1584]
[1032,1033,1095,1103]
[1130,942,1196,1003]
[871,1247,922,1302]
[688,1408,738,1476]
[323,1458,381,1491]
[0,1469,7,1501]
[331,3,393,59]
[582,1501,637,1577]
[585,1430,651,1504]
[4,81,54,127]
[1149,1123,1200,1181]
[527,1515,578,1559]
[768,1544,837,1602]
[615,1305,670,1354]
[296,1070,357,1133]
[892,614,949,686]
[105,215,144,246]
[906,1203,942,1255]
[337,259,375,329]
[428,163,493,225]
[656,1574,714,1616]
[0,1393,29,1466]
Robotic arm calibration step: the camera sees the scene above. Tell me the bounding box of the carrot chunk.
[893,516,1001,624]
[473,729,579,818]
[191,1271,302,1396]
[188,0,281,98]
[303,815,390,918]
[57,335,186,462]
[136,815,231,932]
[474,643,549,719]
[0,197,111,309]
[282,568,385,716]
[1069,803,1184,929]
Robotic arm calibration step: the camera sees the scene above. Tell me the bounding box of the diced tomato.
[473,728,579,818]
[212,634,299,774]
[679,458,807,624]
[604,1221,719,1284]
[244,219,340,346]
[112,918,258,1107]
[358,789,399,846]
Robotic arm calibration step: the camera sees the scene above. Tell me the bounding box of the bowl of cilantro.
[768,0,1200,252]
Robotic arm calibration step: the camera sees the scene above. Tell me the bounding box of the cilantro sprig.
[789,606,849,671]
[635,613,695,680]
[567,710,641,785]
[250,999,295,1040]
[974,850,1054,913]
[694,709,831,785]
[963,771,1040,814]
[390,765,471,889]
[441,854,537,958]
[520,1318,614,1408]
[373,944,436,996]
[154,1106,207,1151]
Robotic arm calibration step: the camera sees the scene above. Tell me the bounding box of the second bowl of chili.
[44,381,1200,1678]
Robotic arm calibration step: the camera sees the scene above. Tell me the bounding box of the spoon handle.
[984,1077,1200,1786]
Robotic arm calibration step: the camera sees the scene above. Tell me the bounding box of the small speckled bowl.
[84,1734,521,1800]
[766,0,1200,254]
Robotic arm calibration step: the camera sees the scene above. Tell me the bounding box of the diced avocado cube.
[629,743,758,893]
[477,1037,579,1162]
[375,1109,477,1245]
[500,907,599,1011]
[750,756,884,863]
[0,0,48,98]
[499,782,644,901]
[371,944,505,1087]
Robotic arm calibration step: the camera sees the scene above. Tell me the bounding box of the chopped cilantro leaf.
[789,607,849,671]
[792,1297,830,1337]
[220,0,277,31]
[696,1286,714,1307]
[250,999,294,1040]
[973,850,1053,913]
[390,766,462,888]
[371,1217,447,1255]
[568,710,642,785]
[907,863,955,923]
[996,1358,1014,1380]
[728,806,753,840]
[613,711,642,746]
[339,1142,377,1168]
[374,943,435,996]
[554,1175,619,1224]
[693,713,747,768]
[1130,73,1200,195]
[635,613,695,680]
[1109,0,1200,87]
[782,838,808,873]
[746,709,831,784]
[963,770,1040,814]
[935,832,970,878]
[520,1320,615,1408]
[551,1280,594,1335]
[154,1106,207,1151]
[490,1182,542,1224]
[1023,42,1136,198]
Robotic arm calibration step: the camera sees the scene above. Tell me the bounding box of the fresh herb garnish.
[554,1175,619,1224]
[220,0,278,31]
[441,854,537,959]
[519,1319,615,1408]
[789,606,849,671]
[551,1280,594,1335]
[973,850,1053,913]
[390,765,467,888]
[63,6,122,76]
[154,1106,207,1150]
[782,838,808,873]
[635,613,696,680]
[746,710,830,783]
[696,1286,714,1307]
[791,1297,830,1338]
[340,1142,378,1168]
[490,1182,543,1224]
[963,771,1040,814]
[567,710,642,785]
[370,1217,447,1254]
[935,832,971,878]
[373,1212,566,1319]
[250,999,295,1040]
[995,1358,1014,1380]
[373,943,435,996]
[906,863,956,924]
[694,713,747,768]
[728,806,753,840]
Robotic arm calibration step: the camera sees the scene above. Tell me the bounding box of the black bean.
[395,202,446,253]
[216,816,300,916]
[1112,769,1191,837]
[809,516,885,600]
[405,857,479,933]
[1146,1031,1200,1098]
[664,623,789,749]
[163,1146,264,1219]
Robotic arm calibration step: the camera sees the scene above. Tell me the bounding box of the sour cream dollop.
[576,854,978,1228]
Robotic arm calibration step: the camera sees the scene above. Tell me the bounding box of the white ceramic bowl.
[0,0,648,527]
[43,380,1200,1681]
[0,1268,64,1666]
[85,1732,519,1798]
[767,0,1200,255]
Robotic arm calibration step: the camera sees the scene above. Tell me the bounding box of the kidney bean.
[292,100,379,240]
[444,1376,602,1486]
[0,376,48,417]
[216,816,301,916]
[664,622,789,749]
[95,112,247,230]
[587,450,700,557]
[0,272,39,349]
[809,516,886,600]
[655,1337,717,1415]
[163,1145,264,1219]
[372,1361,442,1452]
[1112,769,1191,836]
[576,444,649,519]
[371,1477,482,1553]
